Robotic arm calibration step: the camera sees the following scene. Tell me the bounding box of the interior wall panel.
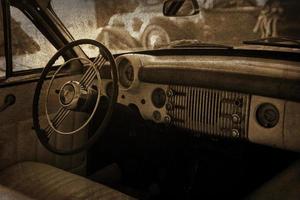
[0,77,87,173]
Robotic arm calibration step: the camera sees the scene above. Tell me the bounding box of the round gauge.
[151,88,166,108]
[256,103,280,128]
[118,59,134,89]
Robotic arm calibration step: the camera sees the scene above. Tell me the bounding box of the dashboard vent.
[167,85,250,139]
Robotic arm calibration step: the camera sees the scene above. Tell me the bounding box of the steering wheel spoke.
[44,127,54,140]
[45,107,71,138]
[80,54,107,88]
[50,107,71,129]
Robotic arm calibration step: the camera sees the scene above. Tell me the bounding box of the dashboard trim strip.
[139,68,300,102]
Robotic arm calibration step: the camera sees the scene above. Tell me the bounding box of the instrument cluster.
[100,54,300,153]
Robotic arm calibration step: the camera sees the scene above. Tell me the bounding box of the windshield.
[51,0,300,53]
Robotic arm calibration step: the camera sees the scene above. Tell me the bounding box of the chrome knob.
[232,114,241,124]
[164,115,172,124]
[166,102,173,111]
[166,89,174,97]
[232,129,240,137]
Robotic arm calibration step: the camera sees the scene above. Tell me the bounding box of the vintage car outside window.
[50,0,177,53]
[50,0,300,53]
[10,7,57,72]
[0,3,5,78]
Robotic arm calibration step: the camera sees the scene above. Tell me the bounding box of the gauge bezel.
[118,59,134,89]
[256,103,280,128]
[151,88,167,108]
[116,56,141,91]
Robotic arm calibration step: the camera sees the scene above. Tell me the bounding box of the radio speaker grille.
[167,85,250,139]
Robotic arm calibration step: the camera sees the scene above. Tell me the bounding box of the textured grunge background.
[0,0,300,76]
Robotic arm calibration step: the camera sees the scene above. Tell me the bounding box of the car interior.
[0,0,300,199]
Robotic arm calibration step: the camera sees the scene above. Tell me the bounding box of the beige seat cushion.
[246,160,300,200]
[0,184,34,200]
[0,162,135,200]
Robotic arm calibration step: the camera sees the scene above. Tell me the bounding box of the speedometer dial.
[118,59,134,89]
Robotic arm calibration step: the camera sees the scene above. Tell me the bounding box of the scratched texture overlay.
[0,0,299,74]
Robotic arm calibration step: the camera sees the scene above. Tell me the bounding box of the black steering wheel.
[33,39,118,155]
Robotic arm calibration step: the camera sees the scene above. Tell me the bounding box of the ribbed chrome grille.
[167,85,250,139]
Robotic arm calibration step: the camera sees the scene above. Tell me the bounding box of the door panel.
[0,76,87,174]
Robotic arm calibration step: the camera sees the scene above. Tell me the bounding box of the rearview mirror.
[163,0,200,17]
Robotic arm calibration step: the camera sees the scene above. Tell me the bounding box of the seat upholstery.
[246,160,300,200]
[0,185,34,200]
[0,162,135,200]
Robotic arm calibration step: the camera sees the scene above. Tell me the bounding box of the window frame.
[0,0,83,84]
[1,0,45,81]
[1,0,12,79]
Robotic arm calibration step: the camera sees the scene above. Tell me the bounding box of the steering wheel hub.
[59,81,83,109]
[59,81,79,105]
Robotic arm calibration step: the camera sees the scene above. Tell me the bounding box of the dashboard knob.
[166,89,174,97]
[166,102,173,111]
[164,115,172,124]
[153,111,162,122]
[234,99,243,107]
[231,129,240,137]
[232,114,241,124]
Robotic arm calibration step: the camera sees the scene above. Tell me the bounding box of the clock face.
[256,103,280,128]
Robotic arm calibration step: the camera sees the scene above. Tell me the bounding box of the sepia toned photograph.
[0,0,299,199]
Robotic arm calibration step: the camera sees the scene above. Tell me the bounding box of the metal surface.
[167,85,250,139]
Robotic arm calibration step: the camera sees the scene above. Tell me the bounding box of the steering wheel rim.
[33,39,118,155]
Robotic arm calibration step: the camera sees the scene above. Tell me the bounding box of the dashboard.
[101,51,300,153]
